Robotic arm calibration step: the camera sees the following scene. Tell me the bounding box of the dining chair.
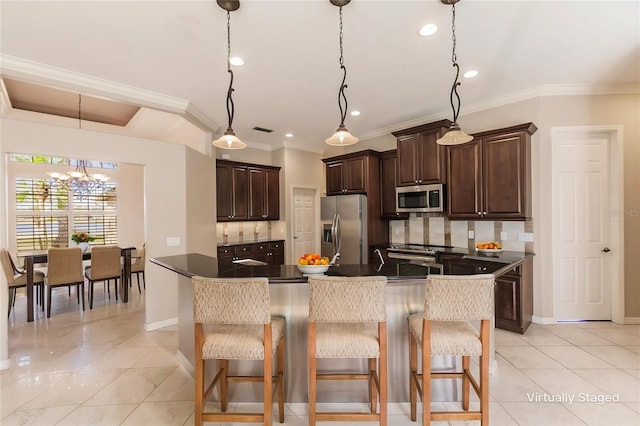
[192,276,285,426]
[130,244,145,293]
[45,247,85,317]
[408,274,494,426]
[85,245,122,309]
[307,275,388,426]
[1,248,46,317]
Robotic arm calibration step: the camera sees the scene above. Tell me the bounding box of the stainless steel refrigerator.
[321,194,368,264]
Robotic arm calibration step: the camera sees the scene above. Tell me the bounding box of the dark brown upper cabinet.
[248,167,280,220]
[380,150,409,219]
[216,160,280,222]
[322,151,377,195]
[392,119,451,186]
[446,122,537,220]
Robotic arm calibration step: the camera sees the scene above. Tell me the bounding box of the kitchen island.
[151,252,532,403]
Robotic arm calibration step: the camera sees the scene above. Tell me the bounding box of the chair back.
[47,247,84,285]
[192,276,270,325]
[308,275,387,323]
[423,274,495,321]
[89,246,122,280]
[0,249,17,284]
[133,245,145,271]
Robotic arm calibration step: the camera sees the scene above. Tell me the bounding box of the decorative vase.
[78,242,89,252]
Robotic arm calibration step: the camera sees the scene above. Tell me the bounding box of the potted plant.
[71,231,94,252]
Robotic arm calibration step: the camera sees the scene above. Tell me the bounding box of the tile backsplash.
[390,215,534,252]
[216,221,286,245]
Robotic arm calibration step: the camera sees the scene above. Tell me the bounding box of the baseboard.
[0,358,11,370]
[144,317,178,331]
[176,350,194,376]
[623,317,640,325]
[532,315,556,325]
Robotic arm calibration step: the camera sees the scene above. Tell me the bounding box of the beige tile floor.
[1,284,639,425]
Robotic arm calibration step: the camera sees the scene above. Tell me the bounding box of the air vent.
[252,126,274,133]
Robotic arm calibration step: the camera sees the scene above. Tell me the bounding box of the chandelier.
[212,0,246,149]
[47,159,110,198]
[325,0,358,146]
[436,0,474,146]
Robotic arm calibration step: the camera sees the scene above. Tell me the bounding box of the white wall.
[0,117,214,341]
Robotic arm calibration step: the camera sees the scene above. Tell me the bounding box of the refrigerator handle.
[331,213,341,264]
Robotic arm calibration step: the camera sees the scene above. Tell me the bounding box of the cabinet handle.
[477,212,482,216]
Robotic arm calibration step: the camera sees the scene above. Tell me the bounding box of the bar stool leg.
[308,322,317,426]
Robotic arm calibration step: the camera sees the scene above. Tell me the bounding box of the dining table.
[22,246,135,322]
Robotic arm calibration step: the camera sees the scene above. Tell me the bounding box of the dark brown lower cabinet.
[438,253,533,334]
[217,240,285,270]
[495,257,533,334]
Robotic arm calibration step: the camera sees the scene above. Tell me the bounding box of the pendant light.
[436,0,473,146]
[212,0,246,149]
[325,0,358,147]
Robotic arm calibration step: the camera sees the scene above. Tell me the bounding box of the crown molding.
[282,140,326,154]
[0,54,220,133]
[358,83,640,142]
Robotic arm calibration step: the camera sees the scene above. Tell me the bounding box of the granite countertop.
[151,252,532,283]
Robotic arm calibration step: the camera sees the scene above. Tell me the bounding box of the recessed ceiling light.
[463,70,478,79]
[350,110,360,116]
[230,56,244,66]
[285,133,293,138]
[419,24,438,37]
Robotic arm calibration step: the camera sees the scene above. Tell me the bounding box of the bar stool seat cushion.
[315,322,380,358]
[409,315,482,356]
[202,316,285,360]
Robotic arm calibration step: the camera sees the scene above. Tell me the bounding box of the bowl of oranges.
[476,241,503,253]
[297,253,331,274]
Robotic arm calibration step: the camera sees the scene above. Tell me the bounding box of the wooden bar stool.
[307,275,387,426]
[408,274,494,426]
[192,276,285,426]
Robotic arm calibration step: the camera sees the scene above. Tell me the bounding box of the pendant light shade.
[436,0,473,146]
[325,125,358,146]
[212,0,246,150]
[435,123,474,146]
[212,129,246,149]
[326,0,358,147]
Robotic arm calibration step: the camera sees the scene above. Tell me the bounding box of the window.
[12,156,119,252]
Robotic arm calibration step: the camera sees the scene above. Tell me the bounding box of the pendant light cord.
[449,3,462,123]
[78,94,82,130]
[337,6,348,127]
[225,10,235,132]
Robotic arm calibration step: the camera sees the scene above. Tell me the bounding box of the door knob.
[602,247,611,253]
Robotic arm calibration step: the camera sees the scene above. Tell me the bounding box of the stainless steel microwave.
[396,183,445,213]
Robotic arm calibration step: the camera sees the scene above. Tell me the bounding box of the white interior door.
[292,187,316,262]
[552,131,612,321]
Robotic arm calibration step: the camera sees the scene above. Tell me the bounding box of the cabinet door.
[417,130,445,184]
[483,132,528,218]
[216,164,233,222]
[270,241,285,265]
[231,166,248,220]
[396,134,419,185]
[265,169,280,220]
[344,157,366,193]
[325,161,344,195]
[248,168,266,220]
[495,274,521,332]
[446,140,482,218]
[380,152,408,219]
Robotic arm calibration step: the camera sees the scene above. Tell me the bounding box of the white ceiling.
[1,0,638,154]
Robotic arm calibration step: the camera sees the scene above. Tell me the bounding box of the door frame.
[289,185,321,265]
[551,125,624,323]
